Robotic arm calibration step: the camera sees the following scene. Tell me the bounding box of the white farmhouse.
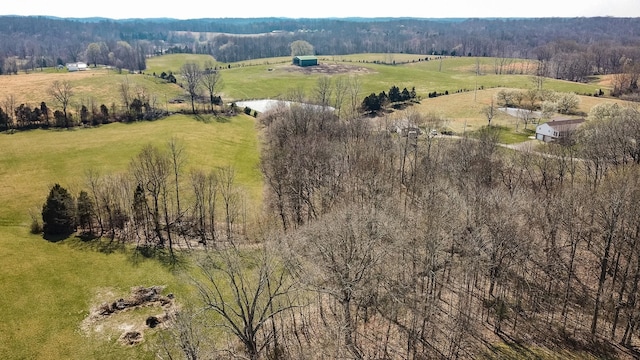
[535,118,585,143]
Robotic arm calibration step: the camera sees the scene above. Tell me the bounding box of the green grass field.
[0,112,261,359]
[0,226,190,360]
[0,114,262,227]
[197,54,602,102]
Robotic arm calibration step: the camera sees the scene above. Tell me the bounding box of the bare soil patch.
[282,63,374,75]
[80,286,176,346]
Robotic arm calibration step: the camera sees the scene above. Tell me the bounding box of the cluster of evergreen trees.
[361,85,417,113]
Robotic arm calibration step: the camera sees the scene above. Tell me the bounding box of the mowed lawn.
[0,113,262,359]
[0,226,190,360]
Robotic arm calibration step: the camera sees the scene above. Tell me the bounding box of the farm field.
[215,55,602,100]
[0,52,635,359]
[0,68,186,112]
[0,113,261,359]
[1,54,618,129]
[0,114,262,227]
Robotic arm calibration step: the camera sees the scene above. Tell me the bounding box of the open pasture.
[0,113,262,227]
[0,67,186,111]
[190,54,604,103]
[0,54,613,127]
[0,112,261,359]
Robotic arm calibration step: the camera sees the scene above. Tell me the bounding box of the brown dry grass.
[407,88,638,134]
[0,68,186,111]
[576,94,633,115]
[0,70,95,105]
[411,88,518,133]
[282,63,374,75]
[452,60,537,76]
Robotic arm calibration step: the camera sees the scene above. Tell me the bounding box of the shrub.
[30,214,43,234]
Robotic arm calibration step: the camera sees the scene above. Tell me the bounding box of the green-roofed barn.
[293,55,318,67]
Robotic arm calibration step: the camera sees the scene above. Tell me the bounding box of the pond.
[235,99,334,113]
[499,107,542,119]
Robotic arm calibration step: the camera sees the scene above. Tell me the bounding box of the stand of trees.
[362,85,418,113]
[0,79,171,132]
[185,102,640,359]
[40,139,248,261]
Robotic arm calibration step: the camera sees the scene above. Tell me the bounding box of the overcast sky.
[1,0,639,19]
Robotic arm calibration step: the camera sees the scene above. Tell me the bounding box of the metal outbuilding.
[292,55,318,67]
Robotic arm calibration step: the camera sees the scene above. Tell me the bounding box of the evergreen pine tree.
[41,184,76,236]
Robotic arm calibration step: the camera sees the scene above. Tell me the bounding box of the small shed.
[293,55,318,67]
[536,118,585,143]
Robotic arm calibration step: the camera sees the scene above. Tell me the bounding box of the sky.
[1,0,639,19]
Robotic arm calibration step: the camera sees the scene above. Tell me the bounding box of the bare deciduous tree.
[119,77,132,110]
[195,247,298,360]
[181,62,202,114]
[483,99,496,127]
[201,60,223,113]
[290,206,391,359]
[49,80,73,124]
[314,76,332,108]
[289,40,314,57]
[333,76,347,118]
[347,75,362,119]
[130,144,171,252]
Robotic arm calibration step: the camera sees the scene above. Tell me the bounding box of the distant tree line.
[2,16,640,87]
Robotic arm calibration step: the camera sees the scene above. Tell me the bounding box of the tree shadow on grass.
[43,232,73,243]
[555,331,622,360]
[194,114,212,123]
[488,331,541,359]
[55,233,187,269]
[128,245,187,270]
[483,326,625,360]
[65,235,127,255]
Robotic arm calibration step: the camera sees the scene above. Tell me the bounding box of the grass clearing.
[0,68,185,110]
[0,114,262,226]
[0,111,262,359]
[144,54,218,75]
[0,226,190,360]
